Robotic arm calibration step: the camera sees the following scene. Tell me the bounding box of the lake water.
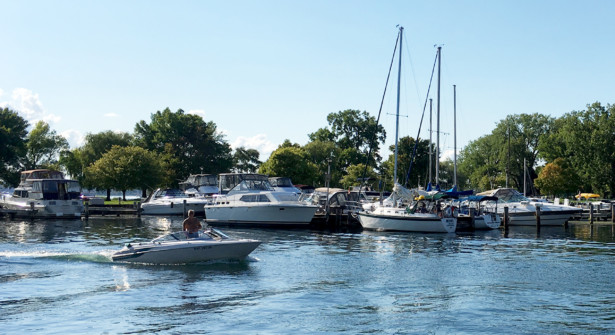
[1,217,614,334]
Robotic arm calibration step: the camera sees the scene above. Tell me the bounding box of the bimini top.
[20,169,65,181]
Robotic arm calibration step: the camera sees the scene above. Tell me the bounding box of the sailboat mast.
[429,98,432,185]
[436,46,441,186]
[393,26,403,184]
[453,84,457,186]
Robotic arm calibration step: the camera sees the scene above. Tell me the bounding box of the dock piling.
[589,203,594,225]
[503,207,509,231]
[535,207,541,232]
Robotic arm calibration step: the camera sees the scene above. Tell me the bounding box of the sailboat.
[356,27,457,233]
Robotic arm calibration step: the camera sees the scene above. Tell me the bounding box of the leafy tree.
[534,158,580,197]
[22,121,69,170]
[437,158,470,191]
[86,146,163,200]
[233,147,261,173]
[134,108,232,186]
[259,146,319,185]
[303,140,341,187]
[382,136,431,189]
[308,109,386,172]
[61,131,133,185]
[538,102,615,197]
[0,107,29,186]
[340,163,379,189]
[458,134,505,191]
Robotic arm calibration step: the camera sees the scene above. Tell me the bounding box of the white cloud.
[61,129,85,148]
[232,134,277,160]
[440,149,456,162]
[188,109,206,118]
[1,88,61,125]
[104,113,119,117]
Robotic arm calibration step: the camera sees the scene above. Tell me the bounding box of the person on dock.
[183,210,202,238]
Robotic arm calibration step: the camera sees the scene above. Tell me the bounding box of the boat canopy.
[219,173,269,194]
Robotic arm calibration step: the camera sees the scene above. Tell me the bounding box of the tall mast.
[453,84,457,186]
[393,26,403,184]
[429,98,433,185]
[435,46,441,186]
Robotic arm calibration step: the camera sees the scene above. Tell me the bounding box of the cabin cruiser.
[478,188,581,226]
[111,228,261,264]
[204,173,318,226]
[179,174,219,197]
[0,169,83,218]
[141,188,210,215]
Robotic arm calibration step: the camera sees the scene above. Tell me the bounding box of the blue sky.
[1,0,613,162]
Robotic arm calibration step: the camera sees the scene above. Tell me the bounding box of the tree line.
[1,102,614,199]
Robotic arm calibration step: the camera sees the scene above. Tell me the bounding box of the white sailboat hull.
[358,210,457,233]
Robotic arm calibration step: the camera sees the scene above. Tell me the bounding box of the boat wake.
[0,250,114,264]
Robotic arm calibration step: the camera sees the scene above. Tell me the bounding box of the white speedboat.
[478,188,581,226]
[141,189,211,215]
[0,169,83,218]
[454,195,501,230]
[204,173,318,226]
[179,174,219,197]
[111,228,261,264]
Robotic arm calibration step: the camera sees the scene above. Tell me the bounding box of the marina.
[1,216,614,334]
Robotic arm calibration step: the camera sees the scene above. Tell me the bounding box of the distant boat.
[355,27,457,233]
[204,173,318,226]
[111,228,261,264]
[454,195,501,230]
[141,188,210,215]
[0,169,84,218]
[478,188,581,226]
[179,174,219,197]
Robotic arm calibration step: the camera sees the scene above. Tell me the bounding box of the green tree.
[303,140,341,187]
[86,146,163,200]
[233,147,261,173]
[382,136,431,189]
[308,109,386,171]
[340,163,379,189]
[0,107,29,186]
[22,121,69,170]
[458,134,504,191]
[134,108,232,186]
[538,102,615,197]
[534,158,580,197]
[259,146,319,185]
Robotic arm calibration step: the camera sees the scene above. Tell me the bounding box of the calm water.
[1,217,615,334]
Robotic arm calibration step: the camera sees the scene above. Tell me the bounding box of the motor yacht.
[0,169,83,218]
[204,173,318,226]
[111,228,261,264]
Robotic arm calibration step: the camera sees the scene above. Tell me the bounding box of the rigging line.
[359,29,400,193]
[402,30,423,111]
[403,49,439,187]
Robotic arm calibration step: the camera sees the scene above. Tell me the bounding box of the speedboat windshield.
[154,189,188,198]
[494,189,529,202]
[228,179,274,194]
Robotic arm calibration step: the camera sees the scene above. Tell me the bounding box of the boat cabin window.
[12,190,28,198]
[239,194,271,203]
[269,178,293,187]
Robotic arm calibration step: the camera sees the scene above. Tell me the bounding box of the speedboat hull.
[357,210,457,233]
[112,238,261,264]
[502,208,580,226]
[473,214,501,229]
[204,204,317,226]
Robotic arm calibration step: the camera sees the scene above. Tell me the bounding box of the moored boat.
[0,169,83,218]
[141,188,210,215]
[204,173,318,226]
[478,188,581,226]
